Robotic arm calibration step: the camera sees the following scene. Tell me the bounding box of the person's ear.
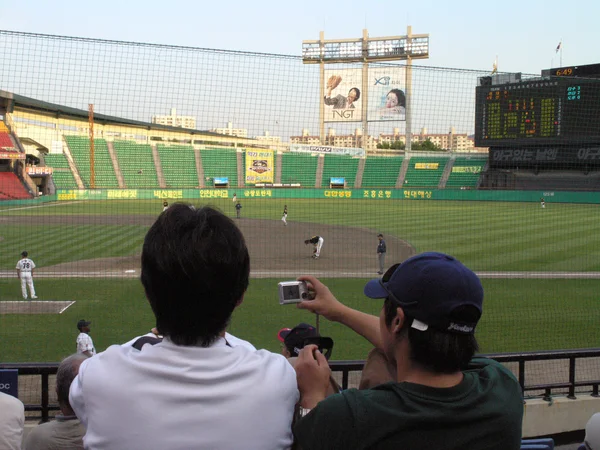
[391,307,405,334]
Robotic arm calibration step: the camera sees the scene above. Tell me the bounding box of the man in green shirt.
[294,252,524,450]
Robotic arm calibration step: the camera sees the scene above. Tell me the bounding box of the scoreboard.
[474,77,600,147]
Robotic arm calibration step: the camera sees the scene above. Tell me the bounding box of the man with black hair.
[16,250,37,299]
[69,203,299,449]
[24,354,87,450]
[293,252,523,450]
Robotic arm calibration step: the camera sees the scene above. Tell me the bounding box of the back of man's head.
[365,252,483,373]
[141,203,250,347]
[56,354,87,414]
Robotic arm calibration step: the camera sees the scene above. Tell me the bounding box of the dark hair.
[388,89,406,107]
[141,203,250,347]
[383,298,479,373]
[56,354,87,410]
[21,251,28,257]
[349,88,361,101]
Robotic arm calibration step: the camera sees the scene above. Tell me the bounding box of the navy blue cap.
[277,323,319,356]
[364,252,483,334]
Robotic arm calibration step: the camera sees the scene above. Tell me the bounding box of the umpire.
[377,234,386,275]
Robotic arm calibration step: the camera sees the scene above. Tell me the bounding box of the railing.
[3,348,600,422]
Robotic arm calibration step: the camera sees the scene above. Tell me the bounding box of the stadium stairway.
[106,141,125,188]
[315,155,324,188]
[275,152,282,184]
[62,143,85,189]
[438,156,455,188]
[151,144,166,188]
[396,157,410,188]
[237,151,244,188]
[194,149,205,187]
[354,158,366,188]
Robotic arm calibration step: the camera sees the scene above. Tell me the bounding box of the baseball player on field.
[304,235,324,259]
[282,205,288,226]
[16,251,37,300]
[163,201,169,212]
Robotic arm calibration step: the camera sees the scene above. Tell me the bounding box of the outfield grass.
[1,199,599,271]
[1,278,598,362]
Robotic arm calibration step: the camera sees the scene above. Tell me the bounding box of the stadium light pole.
[302,27,429,150]
[88,104,95,189]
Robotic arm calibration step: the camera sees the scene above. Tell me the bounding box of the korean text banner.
[323,68,362,123]
[245,150,274,184]
[368,67,406,121]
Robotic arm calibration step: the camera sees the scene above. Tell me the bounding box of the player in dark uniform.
[282,205,288,226]
[235,201,242,219]
[304,235,324,259]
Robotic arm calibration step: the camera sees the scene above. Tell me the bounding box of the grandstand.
[44,154,78,189]
[200,148,238,187]
[321,154,360,188]
[403,156,448,188]
[361,156,404,188]
[445,156,488,189]
[113,141,158,188]
[0,172,31,199]
[281,153,319,187]
[65,136,119,188]
[157,145,199,188]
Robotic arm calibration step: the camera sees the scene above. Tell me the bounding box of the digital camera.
[278,281,309,305]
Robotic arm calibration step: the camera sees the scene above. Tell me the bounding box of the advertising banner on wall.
[368,67,406,121]
[245,150,274,184]
[290,144,365,157]
[323,68,363,123]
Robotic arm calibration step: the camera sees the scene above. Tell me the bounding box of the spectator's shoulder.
[467,356,519,383]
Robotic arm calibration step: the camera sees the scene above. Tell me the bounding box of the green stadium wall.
[54,189,600,204]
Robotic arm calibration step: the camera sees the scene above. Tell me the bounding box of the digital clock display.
[475,78,600,147]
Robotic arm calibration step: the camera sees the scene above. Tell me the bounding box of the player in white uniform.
[16,251,37,300]
[281,205,288,226]
[163,201,169,212]
[304,236,324,259]
[76,319,96,357]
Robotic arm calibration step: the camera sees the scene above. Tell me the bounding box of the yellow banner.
[415,163,439,170]
[245,150,274,184]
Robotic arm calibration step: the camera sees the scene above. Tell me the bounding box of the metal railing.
[3,348,600,422]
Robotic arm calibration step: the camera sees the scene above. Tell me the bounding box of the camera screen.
[283,285,300,300]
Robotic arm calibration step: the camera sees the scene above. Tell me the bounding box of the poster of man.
[323,69,362,122]
[368,67,406,121]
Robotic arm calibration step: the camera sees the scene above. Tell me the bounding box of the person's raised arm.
[297,275,382,350]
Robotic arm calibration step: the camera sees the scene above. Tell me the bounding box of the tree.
[411,139,444,151]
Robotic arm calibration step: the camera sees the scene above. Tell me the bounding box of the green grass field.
[1,198,599,362]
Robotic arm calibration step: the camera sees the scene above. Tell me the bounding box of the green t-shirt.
[294,357,523,450]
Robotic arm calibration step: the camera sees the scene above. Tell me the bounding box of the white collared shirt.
[76,332,96,355]
[70,333,298,450]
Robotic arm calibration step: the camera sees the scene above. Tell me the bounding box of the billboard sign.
[323,69,363,122]
[368,67,406,121]
[245,150,274,184]
[290,144,365,157]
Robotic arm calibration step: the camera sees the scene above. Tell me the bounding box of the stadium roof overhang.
[0,89,228,139]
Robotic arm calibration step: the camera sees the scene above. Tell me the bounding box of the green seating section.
[361,157,404,188]
[321,155,360,187]
[157,145,198,188]
[64,136,119,188]
[281,153,318,187]
[445,157,488,189]
[113,141,159,188]
[403,157,448,188]
[200,149,238,187]
[44,153,78,189]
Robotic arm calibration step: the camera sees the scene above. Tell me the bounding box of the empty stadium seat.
[445,156,487,189]
[281,153,318,187]
[0,172,32,199]
[362,156,404,188]
[200,148,238,187]
[0,132,14,149]
[65,136,119,188]
[321,154,359,187]
[112,140,159,188]
[157,145,198,187]
[44,153,78,189]
[403,157,448,188]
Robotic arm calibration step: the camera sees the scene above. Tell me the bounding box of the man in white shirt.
[70,203,299,450]
[16,250,37,299]
[0,391,25,450]
[76,320,95,357]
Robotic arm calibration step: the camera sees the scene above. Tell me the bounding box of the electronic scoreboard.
[474,76,600,147]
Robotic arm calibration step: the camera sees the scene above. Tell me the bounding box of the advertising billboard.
[323,68,363,123]
[245,150,274,184]
[368,67,406,121]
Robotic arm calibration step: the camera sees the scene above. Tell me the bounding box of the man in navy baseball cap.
[292,252,523,450]
[277,323,319,357]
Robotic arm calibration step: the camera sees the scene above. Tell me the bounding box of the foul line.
[58,300,76,314]
[0,201,83,213]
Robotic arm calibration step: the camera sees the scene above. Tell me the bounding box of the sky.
[1,0,599,75]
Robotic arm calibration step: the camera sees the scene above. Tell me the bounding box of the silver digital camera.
[278,281,310,305]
